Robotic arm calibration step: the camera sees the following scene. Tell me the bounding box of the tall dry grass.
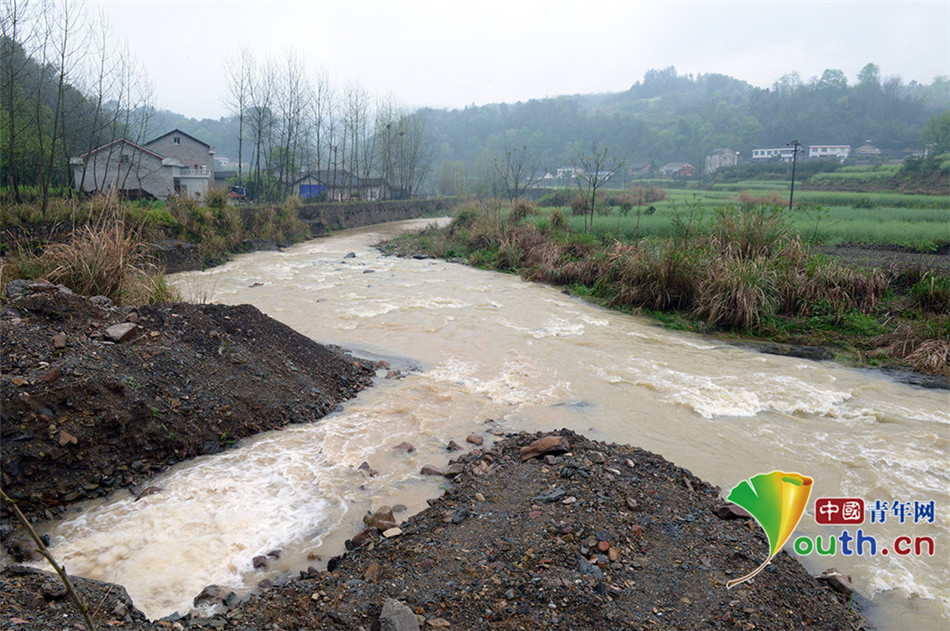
[38,213,177,305]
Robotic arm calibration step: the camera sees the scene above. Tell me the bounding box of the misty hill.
[418,66,949,178]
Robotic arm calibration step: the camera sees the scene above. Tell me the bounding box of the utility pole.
[787,139,801,210]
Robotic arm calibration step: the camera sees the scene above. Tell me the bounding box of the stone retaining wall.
[298,199,454,236]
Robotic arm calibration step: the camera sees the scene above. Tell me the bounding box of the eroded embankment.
[0,282,375,524]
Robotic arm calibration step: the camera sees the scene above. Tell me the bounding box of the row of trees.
[1,0,157,210]
[1,0,435,208]
[224,48,432,201]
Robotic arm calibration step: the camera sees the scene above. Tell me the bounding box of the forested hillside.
[421,65,950,194]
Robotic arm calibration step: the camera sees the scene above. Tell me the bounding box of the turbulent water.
[37,219,948,628]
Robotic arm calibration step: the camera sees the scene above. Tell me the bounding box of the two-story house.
[70,129,215,200]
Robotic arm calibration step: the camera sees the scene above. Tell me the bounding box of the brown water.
[37,219,949,628]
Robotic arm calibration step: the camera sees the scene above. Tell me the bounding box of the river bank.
[0,282,375,524]
[1,430,866,630]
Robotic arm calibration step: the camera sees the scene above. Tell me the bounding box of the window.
[173,137,181,145]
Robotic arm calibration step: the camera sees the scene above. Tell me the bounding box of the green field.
[545,183,950,250]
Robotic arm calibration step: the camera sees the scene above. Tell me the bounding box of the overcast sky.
[83,0,950,120]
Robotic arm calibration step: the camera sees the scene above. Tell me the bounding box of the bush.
[570,194,589,216]
[911,273,950,313]
[205,189,229,210]
[736,190,785,207]
[39,216,177,304]
[549,207,569,232]
[509,199,540,224]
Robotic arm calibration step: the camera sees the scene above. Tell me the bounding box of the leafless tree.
[247,56,275,193]
[494,144,542,201]
[224,45,252,183]
[36,0,89,213]
[387,111,432,198]
[1,0,42,202]
[343,83,376,184]
[573,143,624,232]
[73,9,121,193]
[306,69,333,180]
[274,50,308,193]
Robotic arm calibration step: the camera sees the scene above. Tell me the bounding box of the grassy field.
[544,183,950,251]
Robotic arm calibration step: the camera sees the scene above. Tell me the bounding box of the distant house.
[704,148,738,174]
[659,162,695,178]
[70,129,215,200]
[751,147,797,162]
[628,162,654,179]
[853,141,883,163]
[808,144,851,162]
[553,166,582,186]
[294,170,390,201]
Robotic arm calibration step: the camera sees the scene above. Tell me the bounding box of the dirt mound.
[1,282,375,522]
[0,431,865,630]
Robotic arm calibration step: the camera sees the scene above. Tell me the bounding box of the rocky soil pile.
[0,281,375,523]
[1,428,866,630]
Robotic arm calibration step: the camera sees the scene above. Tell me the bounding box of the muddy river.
[38,219,948,628]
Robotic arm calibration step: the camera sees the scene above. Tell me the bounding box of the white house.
[808,145,851,161]
[751,147,798,162]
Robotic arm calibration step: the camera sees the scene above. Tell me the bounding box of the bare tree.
[246,56,275,197]
[573,143,624,232]
[388,111,432,198]
[307,69,333,180]
[494,144,542,201]
[224,45,252,183]
[274,50,308,194]
[1,0,41,203]
[37,0,88,214]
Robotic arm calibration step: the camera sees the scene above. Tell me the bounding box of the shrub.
[570,194,589,216]
[736,190,785,207]
[712,203,791,260]
[911,273,950,313]
[509,199,540,224]
[205,189,228,209]
[548,207,569,233]
[693,257,776,329]
[39,216,176,304]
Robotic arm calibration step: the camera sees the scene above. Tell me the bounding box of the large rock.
[193,584,226,607]
[364,506,396,531]
[714,503,752,520]
[380,598,420,631]
[817,568,855,595]
[520,435,570,461]
[105,322,138,343]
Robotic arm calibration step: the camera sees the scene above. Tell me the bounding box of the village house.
[627,162,654,179]
[853,141,883,163]
[659,162,695,178]
[70,129,216,200]
[751,147,798,162]
[808,144,851,161]
[704,148,738,174]
[293,170,391,202]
